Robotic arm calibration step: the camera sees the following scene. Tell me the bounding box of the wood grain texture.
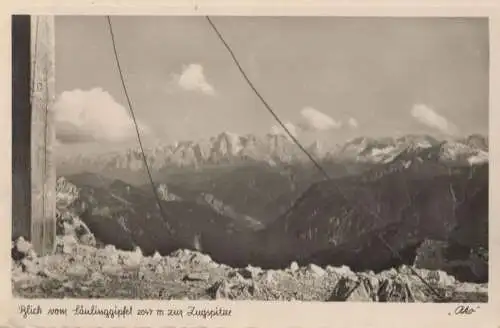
[30,15,56,256]
[12,15,32,241]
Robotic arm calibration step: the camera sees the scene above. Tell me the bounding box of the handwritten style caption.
[19,304,232,320]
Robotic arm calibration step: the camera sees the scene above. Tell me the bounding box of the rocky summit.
[12,133,489,302]
[11,236,487,302]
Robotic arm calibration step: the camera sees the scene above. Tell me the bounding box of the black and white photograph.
[11,15,489,303]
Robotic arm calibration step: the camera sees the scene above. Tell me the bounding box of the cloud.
[270,121,298,138]
[410,104,458,135]
[54,88,150,144]
[298,107,342,131]
[171,63,215,96]
[348,117,359,128]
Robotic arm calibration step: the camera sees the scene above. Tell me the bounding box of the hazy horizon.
[54,16,489,155]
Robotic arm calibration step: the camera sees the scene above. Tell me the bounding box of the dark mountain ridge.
[256,162,487,281]
[56,134,488,280]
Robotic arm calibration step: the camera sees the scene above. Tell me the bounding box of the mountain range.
[55,133,489,282]
[56,132,488,175]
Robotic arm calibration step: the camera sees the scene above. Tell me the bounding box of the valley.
[52,133,489,284]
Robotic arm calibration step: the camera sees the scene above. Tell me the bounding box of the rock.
[121,247,143,269]
[262,270,276,284]
[61,235,78,254]
[14,237,32,255]
[66,264,88,278]
[207,280,232,299]
[154,264,165,274]
[425,270,455,287]
[38,268,65,281]
[79,233,96,247]
[206,277,256,300]
[329,273,427,303]
[21,259,39,275]
[240,265,263,279]
[329,276,373,302]
[56,177,80,208]
[228,271,246,282]
[378,277,416,302]
[89,271,105,282]
[249,281,259,296]
[380,268,398,279]
[307,263,326,277]
[97,245,120,265]
[182,272,210,282]
[170,249,192,260]
[62,281,76,290]
[12,237,37,262]
[358,273,380,291]
[398,265,415,275]
[152,251,162,262]
[105,244,117,252]
[102,264,122,277]
[326,265,354,277]
[73,218,96,246]
[56,208,96,246]
[289,261,299,272]
[189,252,212,265]
[157,184,182,202]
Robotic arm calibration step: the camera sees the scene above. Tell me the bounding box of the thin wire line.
[377,234,444,300]
[205,16,331,180]
[205,15,446,301]
[105,16,173,233]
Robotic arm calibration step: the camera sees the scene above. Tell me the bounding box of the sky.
[54,16,489,154]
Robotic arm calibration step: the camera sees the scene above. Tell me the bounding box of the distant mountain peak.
[56,132,489,174]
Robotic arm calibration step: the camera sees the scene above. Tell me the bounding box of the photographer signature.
[448,304,481,316]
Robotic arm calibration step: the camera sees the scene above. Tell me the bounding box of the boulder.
[206,278,257,300]
[120,247,143,269]
[12,237,36,261]
[326,265,355,278]
[424,270,456,287]
[55,235,78,255]
[96,245,120,265]
[289,261,299,272]
[377,277,416,302]
[66,264,88,278]
[154,264,165,274]
[189,252,212,265]
[207,280,232,300]
[56,210,96,246]
[152,251,162,262]
[306,263,326,277]
[240,265,263,279]
[56,177,80,208]
[329,276,374,302]
[262,270,277,285]
[182,272,210,282]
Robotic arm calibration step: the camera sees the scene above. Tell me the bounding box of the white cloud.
[299,107,342,131]
[410,104,458,135]
[270,121,298,138]
[54,88,150,144]
[171,63,215,96]
[348,117,359,128]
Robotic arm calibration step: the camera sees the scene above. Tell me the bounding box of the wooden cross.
[12,15,56,256]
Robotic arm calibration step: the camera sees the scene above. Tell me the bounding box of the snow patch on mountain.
[56,133,489,173]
